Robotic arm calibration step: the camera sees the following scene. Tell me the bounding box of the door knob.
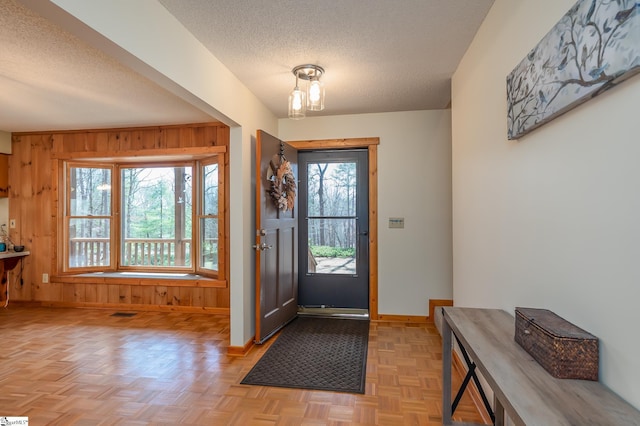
[252,243,273,251]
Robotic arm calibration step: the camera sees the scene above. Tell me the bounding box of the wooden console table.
[0,250,30,304]
[442,307,640,425]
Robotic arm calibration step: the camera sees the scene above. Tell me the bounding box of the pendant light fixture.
[288,71,306,120]
[288,64,325,119]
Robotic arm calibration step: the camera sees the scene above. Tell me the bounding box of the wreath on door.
[268,155,296,211]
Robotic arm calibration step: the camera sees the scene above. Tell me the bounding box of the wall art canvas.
[507,0,640,140]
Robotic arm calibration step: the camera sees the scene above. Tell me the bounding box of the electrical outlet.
[42,273,49,284]
[9,219,16,229]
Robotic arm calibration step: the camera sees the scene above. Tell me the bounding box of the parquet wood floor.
[0,306,484,425]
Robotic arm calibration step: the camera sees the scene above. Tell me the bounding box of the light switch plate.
[389,217,404,229]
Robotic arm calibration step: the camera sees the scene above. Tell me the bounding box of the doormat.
[241,317,369,394]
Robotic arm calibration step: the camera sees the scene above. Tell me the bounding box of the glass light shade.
[307,79,325,111]
[288,86,306,119]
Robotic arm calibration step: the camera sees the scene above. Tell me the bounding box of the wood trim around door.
[287,138,380,320]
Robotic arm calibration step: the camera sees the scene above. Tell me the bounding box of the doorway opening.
[297,149,369,318]
[286,137,379,320]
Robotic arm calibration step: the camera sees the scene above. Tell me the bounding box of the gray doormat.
[241,317,369,394]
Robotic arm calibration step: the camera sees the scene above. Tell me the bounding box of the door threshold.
[298,306,369,320]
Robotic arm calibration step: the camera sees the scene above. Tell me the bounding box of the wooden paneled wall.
[7,123,230,314]
[0,154,8,197]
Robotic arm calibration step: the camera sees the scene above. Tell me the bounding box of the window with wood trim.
[63,157,222,276]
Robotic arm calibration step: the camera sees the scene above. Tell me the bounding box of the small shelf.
[0,250,30,260]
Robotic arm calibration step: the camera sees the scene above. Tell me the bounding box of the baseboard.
[7,300,230,315]
[376,314,427,323]
[452,349,493,425]
[428,298,453,323]
[375,302,455,324]
[227,337,255,357]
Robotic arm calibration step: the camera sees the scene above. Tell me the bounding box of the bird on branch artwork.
[507,0,639,139]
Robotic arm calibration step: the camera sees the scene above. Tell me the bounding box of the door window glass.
[306,162,357,275]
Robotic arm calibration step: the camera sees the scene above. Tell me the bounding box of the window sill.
[51,272,227,288]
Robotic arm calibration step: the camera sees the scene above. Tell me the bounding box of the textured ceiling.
[0,0,494,132]
[158,0,495,117]
[0,0,213,132]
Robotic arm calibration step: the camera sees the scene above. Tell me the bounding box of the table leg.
[442,308,453,425]
[0,261,6,304]
[494,395,505,426]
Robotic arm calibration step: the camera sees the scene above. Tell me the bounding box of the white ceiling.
[0,0,494,133]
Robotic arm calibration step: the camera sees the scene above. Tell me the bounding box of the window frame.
[196,156,223,276]
[64,162,116,272]
[60,156,222,278]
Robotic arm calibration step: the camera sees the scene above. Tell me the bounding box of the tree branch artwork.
[507,0,639,140]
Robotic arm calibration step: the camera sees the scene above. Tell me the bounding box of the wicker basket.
[515,307,599,381]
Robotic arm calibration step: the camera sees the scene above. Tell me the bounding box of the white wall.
[452,0,640,409]
[0,131,10,228]
[280,110,453,316]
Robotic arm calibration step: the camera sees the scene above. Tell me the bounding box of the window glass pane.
[203,163,219,215]
[307,162,356,217]
[200,218,218,271]
[70,167,111,216]
[121,166,192,267]
[307,218,356,274]
[68,218,110,268]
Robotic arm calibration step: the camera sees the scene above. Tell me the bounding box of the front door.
[298,150,369,309]
[254,130,298,344]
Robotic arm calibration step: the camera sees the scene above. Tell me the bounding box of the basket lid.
[515,307,598,340]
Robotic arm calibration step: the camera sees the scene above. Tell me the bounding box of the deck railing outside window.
[68,237,217,268]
